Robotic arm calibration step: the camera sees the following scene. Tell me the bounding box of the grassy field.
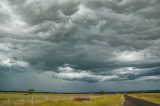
[1,92,160,106]
[129,93,160,104]
[0,92,124,106]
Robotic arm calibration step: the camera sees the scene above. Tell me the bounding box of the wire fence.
[0,95,83,105]
[0,93,103,106]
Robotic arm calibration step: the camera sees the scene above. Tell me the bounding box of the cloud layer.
[0,0,160,84]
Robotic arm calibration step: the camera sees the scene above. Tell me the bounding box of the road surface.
[123,95,160,106]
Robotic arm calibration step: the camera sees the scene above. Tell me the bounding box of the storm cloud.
[0,0,160,91]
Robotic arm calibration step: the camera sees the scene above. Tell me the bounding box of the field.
[0,92,123,106]
[0,92,160,106]
[129,93,160,105]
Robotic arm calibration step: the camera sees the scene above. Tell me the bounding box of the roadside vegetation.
[129,93,160,104]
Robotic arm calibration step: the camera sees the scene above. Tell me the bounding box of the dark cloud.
[0,0,160,91]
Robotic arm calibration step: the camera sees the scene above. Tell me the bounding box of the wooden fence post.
[31,96,34,106]
[8,97,10,104]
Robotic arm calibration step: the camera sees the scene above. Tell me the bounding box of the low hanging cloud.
[48,64,119,82]
[0,0,160,83]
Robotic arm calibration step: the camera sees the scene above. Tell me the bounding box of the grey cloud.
[9,0,80,25]
[0,0,160,84]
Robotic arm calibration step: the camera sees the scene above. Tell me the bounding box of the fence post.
[31,96,34,106]
[8,97,10,104]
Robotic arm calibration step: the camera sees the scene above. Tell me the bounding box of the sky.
[0,0,160,92]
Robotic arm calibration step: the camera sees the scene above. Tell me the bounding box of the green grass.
[129,93,160,104]
[0,93,124,106]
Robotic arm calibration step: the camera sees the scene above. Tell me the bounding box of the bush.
[28,89,34,94]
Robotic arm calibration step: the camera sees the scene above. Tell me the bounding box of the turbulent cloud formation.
[0,0,160,86]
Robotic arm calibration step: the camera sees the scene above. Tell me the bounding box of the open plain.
[0,92,160,106]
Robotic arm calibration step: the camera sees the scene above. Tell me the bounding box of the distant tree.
[28,89,34,94]
[98,90,105,95]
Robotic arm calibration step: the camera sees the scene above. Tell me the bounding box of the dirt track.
[123,95,160,106]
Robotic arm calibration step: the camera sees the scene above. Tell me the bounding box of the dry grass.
[129,93,160,104]
[0,92,124,106]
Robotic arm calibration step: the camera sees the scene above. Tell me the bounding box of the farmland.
[0,92,160,106]
[0,92,123,106]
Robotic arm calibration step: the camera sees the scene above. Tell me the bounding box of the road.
[123,95,160,106]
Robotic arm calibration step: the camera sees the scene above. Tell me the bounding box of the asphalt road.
[123,95,160,106]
